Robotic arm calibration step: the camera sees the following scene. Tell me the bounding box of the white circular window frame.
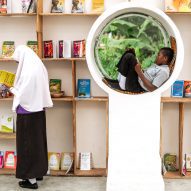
[86,3,184,96]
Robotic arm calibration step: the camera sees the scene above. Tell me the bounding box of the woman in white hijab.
[10,45,53,189]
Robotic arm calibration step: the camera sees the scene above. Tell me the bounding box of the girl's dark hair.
[160,47,174,64]
[125,48,136,56]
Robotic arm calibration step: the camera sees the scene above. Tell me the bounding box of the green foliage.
[95,14,170,79]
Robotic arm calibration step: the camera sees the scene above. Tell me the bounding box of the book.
[27,0,37,13]
[72,0,84,13]
[0,0,7,13]
[0,114,14,133]
[49,79,61,93]
[80,152,92,170]
[64,40,72,58]
[165,0,191,12]
[27,41,38,55]
[77,79,91,98]
[73,40,85,58]
[171,80,184,97]
[51,0,64,13]
[164,153,177,172]
[0,70,15,87]
[48,152,61,170]
[2,41,15,58]
[58,40,64,58]
[4,151,17,169]
[0,151,3,168]
[186,153,191,171]
[61,152,74,171]
[184,80,191,98]
[182,154,186,176]
[92,0,104,13]
[44,40,53,58]
[21,0,31,13]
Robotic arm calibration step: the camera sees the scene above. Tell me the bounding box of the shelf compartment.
[75,168,106,176]
[52,96,73,102]
[0,169,15,175]
[161,97,191,103]
[75,97,108,102]
[0,13,37,17]
[40,13,101,16]
[0,132,16,139]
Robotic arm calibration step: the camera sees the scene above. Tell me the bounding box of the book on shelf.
[58,40,64,58]
[48,152,61,170]
[64,40,72,58]
[21,0,36,13]
[171,80,184,98]
[80,152,92,170]
[0,151,4,168]
[51,0,64,13]
[0,0,7,13]
[1,41,15,58]
[44,40,53,58]
[164,153,177,172]
[73,40,86,58]
[92,0,104,13]
[49,79,61,93]
[184,80,191,98]
[0,70,15,87]
[27,41,38,55]
[186,153,191,172]
[182,154,186,176]
[4,151,17,169]
[77,79,91,98]
[61,152,74,174]
[72,0,85,13]
[165,0,191,12]
[0,114,14,133]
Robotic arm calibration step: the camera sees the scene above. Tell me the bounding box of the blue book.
[171,80,184,97]
[77,79,91,98]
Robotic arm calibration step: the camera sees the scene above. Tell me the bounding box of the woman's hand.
[135,63,142,74]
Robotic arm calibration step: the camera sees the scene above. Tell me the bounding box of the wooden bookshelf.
[75,97,108,102]
[0,58,14,62]
[0,132,16,139]
[39,13,101,16]
[165,12,191,15]
[75,168,106,176]
[161,97,191,103]
[52,96,73,102]
[49,170,74,176]
[42,58,86,62]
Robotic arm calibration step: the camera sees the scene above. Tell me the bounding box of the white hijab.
[11,45,53,112]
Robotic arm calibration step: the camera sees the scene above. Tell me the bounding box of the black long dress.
[16,110,48,179]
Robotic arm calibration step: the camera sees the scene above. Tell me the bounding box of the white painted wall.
[0,0,190,169]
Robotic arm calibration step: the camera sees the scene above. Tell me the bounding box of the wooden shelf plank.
[163,171,191,179]
[0,169,15,175]
[0,58,14,62]
[42,58,86,62]
[0,97,13,101]
[52,96,73,101]
[0,132,16,139]
[40,13,101,16]
[0,13,37,16]
[75,97,108,102]
[161,97,191,103]
[49,170,74,176]
[75,168,106,176]
[165,12,191,15]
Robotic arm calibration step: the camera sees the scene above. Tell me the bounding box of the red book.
[4,151,17,169]
[73,40,86,58]
[44,40,53,58]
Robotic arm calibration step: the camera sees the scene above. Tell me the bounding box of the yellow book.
[92,0,104,13]
[0,70,15,87]
[2,41,15,58]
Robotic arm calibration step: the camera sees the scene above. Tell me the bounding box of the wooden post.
[72,60,76,97]
[37,0,43,58]
[160,102,163,157]
[106,99,109,176]
[179,103,184,175]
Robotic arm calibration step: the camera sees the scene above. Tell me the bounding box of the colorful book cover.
[4,151,17,169]
[0,114,14,133]
[165,0,191,12]
[72,0,84,13]
[73,40,85,58]
[61,152,73,171]
[186,153,191,171]
[0,151,4,168]
[0,70,15,87]
[48,152,60,170]
[44,40,53,58]
[51,0,64,13]
[49,79,61,93]
[2,41,15,58]
[77,79,91,98]
[0,0,7,13]
[27,41,38,55]
[80,152,92,170]
[164,153,177,172]
[171,80,184,97]
[59,40,64,58]
[184,80,191,98]
[21,0,31,13]
[92,0,104,13]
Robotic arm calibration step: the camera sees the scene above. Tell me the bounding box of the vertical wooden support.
[37,0,43,58]
[160,102,163,157]
[106,99,109,175]
[72,60,76,98]
[179,103,184,175]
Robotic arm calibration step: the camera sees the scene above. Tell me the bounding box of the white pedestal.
[107,93,164,191]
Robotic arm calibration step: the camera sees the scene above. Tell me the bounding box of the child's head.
[156,47,174,65]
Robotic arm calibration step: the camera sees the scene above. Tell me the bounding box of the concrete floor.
[0,176,191,191]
